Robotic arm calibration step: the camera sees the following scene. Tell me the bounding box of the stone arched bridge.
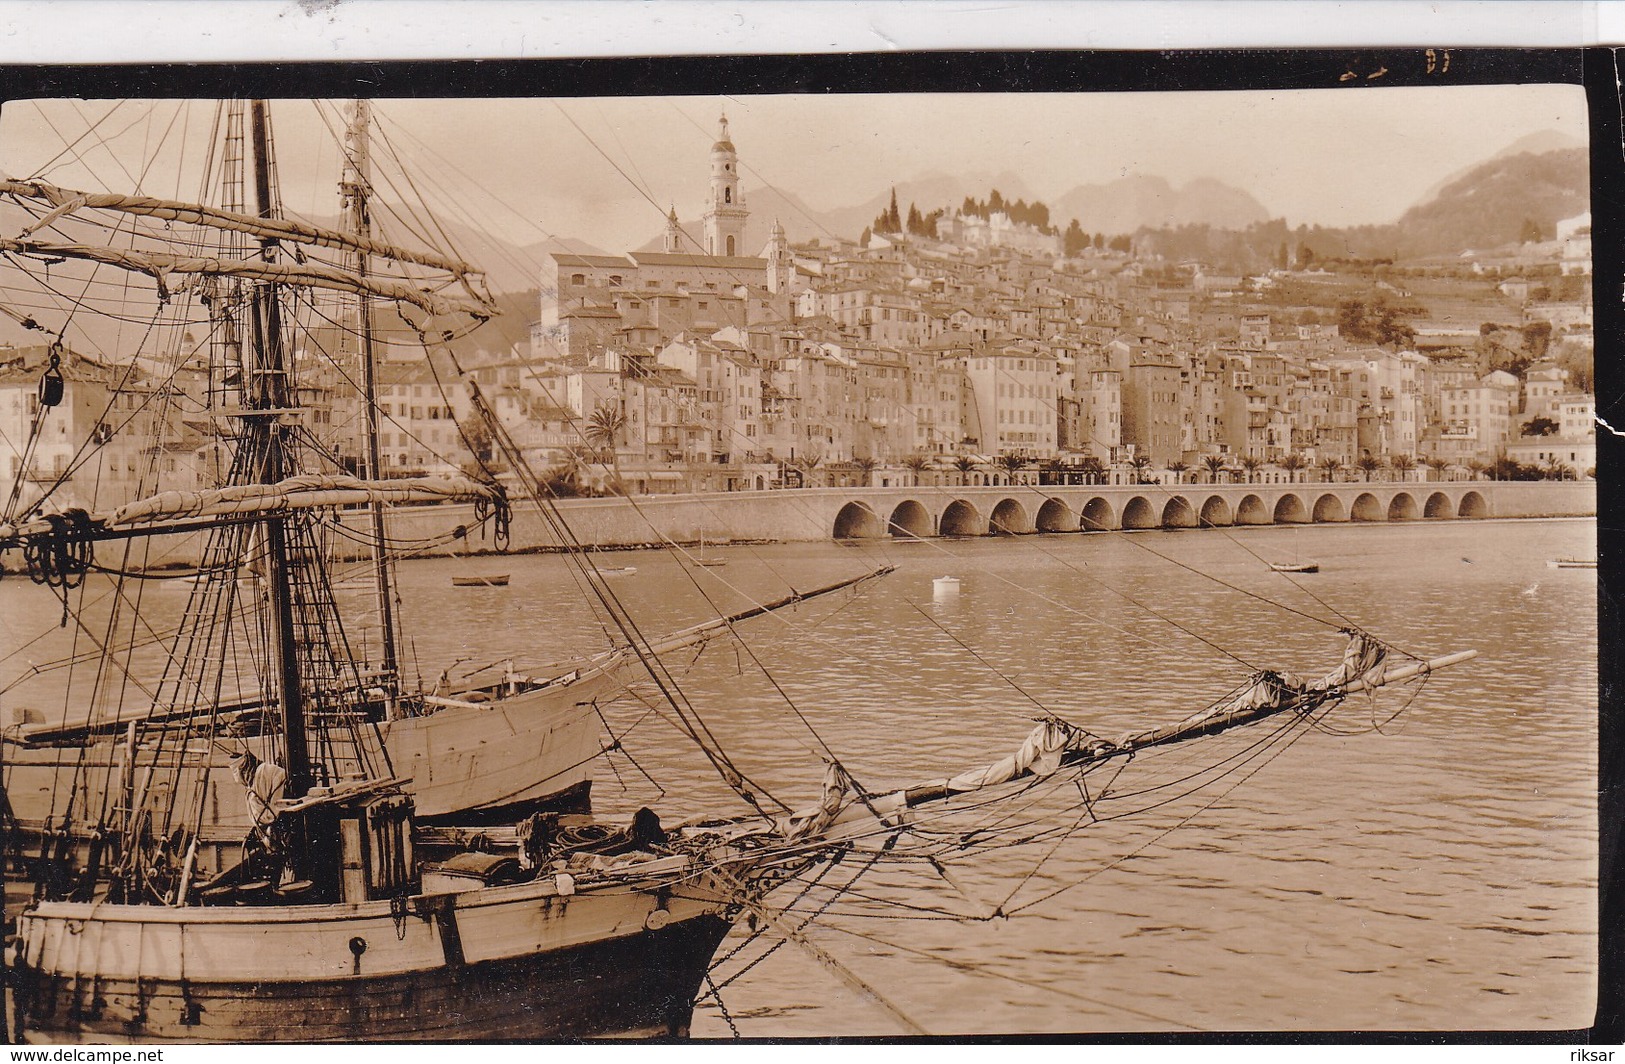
[821,482,1543,539]
[381,481,1591,552]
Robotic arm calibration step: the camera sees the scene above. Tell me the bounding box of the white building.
[963,344,1059,458]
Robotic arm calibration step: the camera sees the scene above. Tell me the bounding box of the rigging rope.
[438,348,790,817]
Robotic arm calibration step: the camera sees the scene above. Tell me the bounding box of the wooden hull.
[13,867,737,1042]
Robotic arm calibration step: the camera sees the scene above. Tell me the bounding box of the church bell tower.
[766,217,790,293]
[702,113,748,258]
[664,205,682,253]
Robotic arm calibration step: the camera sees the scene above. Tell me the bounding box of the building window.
[570,273,585,285]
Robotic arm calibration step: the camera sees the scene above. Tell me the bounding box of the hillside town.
[2,115,1595,509]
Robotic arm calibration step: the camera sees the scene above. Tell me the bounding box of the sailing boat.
[589,543,637,576]
[0,98,1477,1043]
[693,528,727,568]
[1269,527,1319,573]
[0,98,754,1040]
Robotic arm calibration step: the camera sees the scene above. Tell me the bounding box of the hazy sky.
[0,85,1587,255]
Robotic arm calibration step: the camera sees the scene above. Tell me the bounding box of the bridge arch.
[990,498,1033,534]
[1035,497,1079,533]
[1081,497,1115,531]
[1236,494,1271,525]
[887,499,932,538]
[1199,495,1233,527]
[1273,493,1309,524]
[940,499,988,536]
[1458,491,1488,519]
[1387,492,1419,521]
[1162,496,1197,529]
[1345,493,1384,523]
[1351,492,1384,522]
[1312,493,1347,523]
[832,501,884,539]
[1122,496,1157,530]
[1423,492,1453,519]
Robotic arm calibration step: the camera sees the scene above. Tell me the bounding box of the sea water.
[0,518,1596,1035]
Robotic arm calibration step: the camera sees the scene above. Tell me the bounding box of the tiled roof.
[551,253,637,269]
[629,252,768,270]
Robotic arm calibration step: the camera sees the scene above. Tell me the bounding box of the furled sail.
[0,238,491,318]
[0,178,490,293]
[0,473,505,541]
[773,633,1478,838]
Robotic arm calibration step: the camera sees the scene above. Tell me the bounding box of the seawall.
[383,480,1596,557]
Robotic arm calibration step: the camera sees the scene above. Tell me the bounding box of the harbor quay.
[375,479,1594,557]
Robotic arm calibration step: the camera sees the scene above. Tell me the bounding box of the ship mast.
[248,99,312,799]
[339,99,400,686]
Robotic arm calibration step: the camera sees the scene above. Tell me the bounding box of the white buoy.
[933,575,961,597]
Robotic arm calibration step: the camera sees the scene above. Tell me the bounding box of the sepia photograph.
[0,41,1605,1044]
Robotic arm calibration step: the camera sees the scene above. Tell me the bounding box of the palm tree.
[1318,455,1343,483]
[1389,453,1418,482]
[1167,460,1189,485]
[997,453,1027,484]
[1202,454,1227,484]
[1078,455,1106,485]
[1423,456,1450,482]
[902,453,932,486]
[542,454,585,498]
[1239,455,1263,483]
[853,455,879,486]
[1280,452,1307,484]
[584,402,626,462]
[795,450,825,489]
[583,402,630,495]
[952,455,980,486]
[1542,458,1574,481]
[1354,455,1383,482]
[1465,459,1488,482]
[1129,453,1153,483]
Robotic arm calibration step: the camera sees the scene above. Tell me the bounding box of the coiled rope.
[22,507,94,625]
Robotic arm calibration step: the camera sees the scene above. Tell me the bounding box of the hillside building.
[535,115,790,359]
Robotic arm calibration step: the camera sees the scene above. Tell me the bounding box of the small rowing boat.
[452,573,511,587]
